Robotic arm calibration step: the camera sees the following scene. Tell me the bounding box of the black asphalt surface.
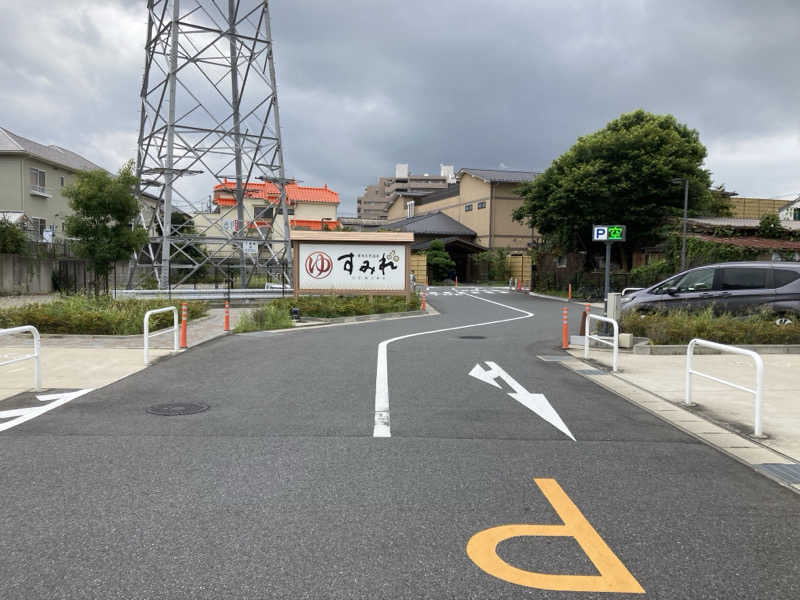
[1,288,799,599]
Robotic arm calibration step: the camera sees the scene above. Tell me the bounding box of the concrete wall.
[0,253,56,294]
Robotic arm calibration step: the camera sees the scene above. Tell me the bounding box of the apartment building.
[386,168,539,250]
[192,179,339,257]
[0,127,104,240]
[356,163,456,220]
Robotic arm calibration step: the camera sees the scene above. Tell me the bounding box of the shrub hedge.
[0,295,208,335]
[234,294,420,332]
[620,308,800,345]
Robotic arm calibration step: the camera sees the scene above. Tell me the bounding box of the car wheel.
[775,316,793,326]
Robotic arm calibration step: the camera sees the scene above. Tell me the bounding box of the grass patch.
[234,294,420,332]
[0,295,208,335]
[620,307,800,345]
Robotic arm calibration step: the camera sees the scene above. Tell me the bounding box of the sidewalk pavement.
[571,346,800,463]
[0,307,247,402]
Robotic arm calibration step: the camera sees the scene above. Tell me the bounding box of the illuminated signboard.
[592,225,626,242]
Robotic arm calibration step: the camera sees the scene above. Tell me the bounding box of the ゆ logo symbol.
[305,251,333,279]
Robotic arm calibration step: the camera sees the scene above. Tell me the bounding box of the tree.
[426,239,456,282]
[0,219,27,254]
[63,161,148,294]
[513,109,713,267]
[758,213,786,239]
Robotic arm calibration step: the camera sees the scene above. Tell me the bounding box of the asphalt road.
[1,287,799,599]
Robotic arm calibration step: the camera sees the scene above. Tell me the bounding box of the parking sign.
[592,225,626,242]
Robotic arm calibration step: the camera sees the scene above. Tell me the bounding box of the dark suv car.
[620,262,800,321]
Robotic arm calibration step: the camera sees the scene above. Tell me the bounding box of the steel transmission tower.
[131,0,292,290]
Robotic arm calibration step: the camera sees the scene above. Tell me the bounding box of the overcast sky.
[1,0,798,214]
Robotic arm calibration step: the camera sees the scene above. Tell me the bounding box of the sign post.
[591,225,626,316]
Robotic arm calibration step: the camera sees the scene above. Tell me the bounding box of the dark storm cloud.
[1,0,797,212]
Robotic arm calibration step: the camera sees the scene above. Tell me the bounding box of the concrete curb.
[633,342,800,355]
[528,292,605,308]
[296,309,426,325]
[555,353,800,495]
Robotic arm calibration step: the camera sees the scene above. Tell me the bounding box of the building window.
[555,255,567,268]
[464,204,473,212]
[794,208,800,221]
[477,201,486,209]
[253,205,273,219]
[30,168,46,195]
[60,176,65,187]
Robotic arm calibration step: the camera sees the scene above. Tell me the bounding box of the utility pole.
[680,178,689,271]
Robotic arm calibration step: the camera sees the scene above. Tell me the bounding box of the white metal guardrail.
[584,314,619,372]
[0,325,41,391]
[621,287,644,296]
[684,338,765,437]
[143,306,178,365]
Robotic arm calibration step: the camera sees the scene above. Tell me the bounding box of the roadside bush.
[234,303,293,333]
[0,295,208,335]
[620,307,800,345]
[628,259,674,288]
[0,220,27,255]
[233,294,420,332]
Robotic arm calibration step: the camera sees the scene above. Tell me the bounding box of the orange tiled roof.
[213,180,339,206]
[290,219,340,231]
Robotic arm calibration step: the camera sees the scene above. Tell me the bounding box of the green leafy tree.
[758,213,786,239]
[63,161,148,294]
[426,239,456,282]
[513,109,713,267]
[0,220,27,254]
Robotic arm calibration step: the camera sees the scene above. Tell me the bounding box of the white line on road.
[373,294,534,437]
[0,389,94,433]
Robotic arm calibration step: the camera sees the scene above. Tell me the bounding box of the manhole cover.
[458,335,486,339]
[147,402,209,416]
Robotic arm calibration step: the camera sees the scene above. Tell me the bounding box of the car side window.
[718,267,769,290]
[774,269,800,288]
[673,268,715,292]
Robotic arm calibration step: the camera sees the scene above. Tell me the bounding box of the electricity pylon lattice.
[131,0,291,290]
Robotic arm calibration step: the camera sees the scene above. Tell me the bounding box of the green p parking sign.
[592,225,626,242]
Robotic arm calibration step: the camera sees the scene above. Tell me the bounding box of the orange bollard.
[568,283,572,300]
[421,291,426,311]
[455,276,458,288]
[517,279,522,292]
[562,306,569,349]
[179,301,188,348]
[224,300,230,332]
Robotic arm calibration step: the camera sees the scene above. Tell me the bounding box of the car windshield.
[653,268,715,293]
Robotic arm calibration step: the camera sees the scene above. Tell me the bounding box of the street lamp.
[671,178,689,271]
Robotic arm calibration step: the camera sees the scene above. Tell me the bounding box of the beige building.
[192,180,339,258]
[0,127,104,240]
[357,163,455,220]
[386,168,539,250]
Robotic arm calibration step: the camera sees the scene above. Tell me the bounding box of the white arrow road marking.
[0,389,94,433]
[374,295,534,437]
[469,361,575,441]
